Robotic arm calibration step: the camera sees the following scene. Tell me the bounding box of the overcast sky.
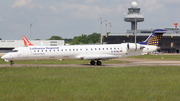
[0,0,180,40]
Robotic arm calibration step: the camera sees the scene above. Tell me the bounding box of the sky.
[0,0,180,40]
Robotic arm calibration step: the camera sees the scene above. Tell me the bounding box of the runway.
[0,58,180,67]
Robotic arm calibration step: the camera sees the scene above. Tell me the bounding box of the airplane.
[1,29,167,66]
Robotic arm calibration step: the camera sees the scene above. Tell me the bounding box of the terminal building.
[0,40,64,53]
[104,1,180,53]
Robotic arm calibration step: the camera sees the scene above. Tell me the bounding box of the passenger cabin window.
[106,48,108,50]
[34,50,36,52]
[95,48,97,50]
[114,48,116,50]
[49,50,51,52]
[42,50,43,52]
[37,50,39,52]
[80,49,82,51]
[110,48,112,50]
[103,48,104,50]
[11,50,18,52]
[91,48,93,50]
[69,49,71,51]
[99,48,101,50]
[61,49,63,51]
[86,49,88,51]
[76,49,78,51]
[65,49,67,51]
[46,50,47,52]
[73,49,75,51]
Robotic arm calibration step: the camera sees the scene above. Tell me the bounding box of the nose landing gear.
[10,60,14,66]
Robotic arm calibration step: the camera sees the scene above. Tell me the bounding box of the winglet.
[23,36,34,46]
[139,29,167,46]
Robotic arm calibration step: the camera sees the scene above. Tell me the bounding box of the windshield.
[10,50,18,52]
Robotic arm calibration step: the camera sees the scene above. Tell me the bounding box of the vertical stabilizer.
[139,29,167,46]
[23,36,34,46]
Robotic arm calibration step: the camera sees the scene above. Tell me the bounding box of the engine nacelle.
[127,43,143,50]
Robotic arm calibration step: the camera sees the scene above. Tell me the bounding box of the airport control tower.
[124,1,144,30]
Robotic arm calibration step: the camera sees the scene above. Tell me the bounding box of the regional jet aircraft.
[1,29,167,66]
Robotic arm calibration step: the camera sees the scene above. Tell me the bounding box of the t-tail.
[23,36,34,46]
[139,29,167,46]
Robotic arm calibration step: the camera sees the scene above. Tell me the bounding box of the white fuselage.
[1,43,158,61]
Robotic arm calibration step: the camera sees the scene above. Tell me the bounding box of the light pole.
[30,23,33,43]
[109,21,112,34]
[135,17,136,44]
[105,19,107,36]
[100,17,103,44]
[135,17,137,51]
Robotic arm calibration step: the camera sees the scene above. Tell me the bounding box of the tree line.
[0,32,101,45]
[48,33,101,45]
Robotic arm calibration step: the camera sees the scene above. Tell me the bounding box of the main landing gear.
[10,60,14,66]
[90,60,102,65]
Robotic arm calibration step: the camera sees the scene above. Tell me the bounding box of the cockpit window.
[11,50,18,52]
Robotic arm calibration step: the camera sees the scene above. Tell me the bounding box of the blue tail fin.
[139,29,167,46]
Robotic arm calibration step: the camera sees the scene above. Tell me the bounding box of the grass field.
[0,66,180,101]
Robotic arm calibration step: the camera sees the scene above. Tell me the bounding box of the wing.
[76,54,121,60]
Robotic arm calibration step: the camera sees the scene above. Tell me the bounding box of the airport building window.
[50,41,57,43]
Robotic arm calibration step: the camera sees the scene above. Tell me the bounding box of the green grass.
[0,66,180,101]
[129,55,180,60]
[0,59,125,65]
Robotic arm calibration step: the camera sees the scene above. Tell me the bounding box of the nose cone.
[1,54,9,59]
[156,46,161,50]
[1,55,5,59]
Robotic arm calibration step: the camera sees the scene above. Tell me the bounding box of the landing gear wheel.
[90,60,95,65]
[96,61,102,65]
[10,61,14,66]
